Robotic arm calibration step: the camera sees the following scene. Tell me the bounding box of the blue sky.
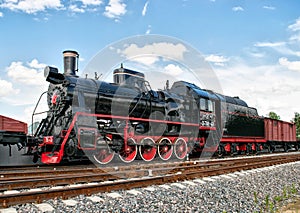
[0,0,300,123]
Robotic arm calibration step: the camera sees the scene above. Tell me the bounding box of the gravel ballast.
[2,161,300,213]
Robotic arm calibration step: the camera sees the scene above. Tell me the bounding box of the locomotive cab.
[170,81,218,127]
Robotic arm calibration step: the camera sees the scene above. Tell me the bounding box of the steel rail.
[0,152,299,208]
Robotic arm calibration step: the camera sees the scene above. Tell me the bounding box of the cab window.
[208,100,214,112]
[200,99,206,111]
[200,98,214,112]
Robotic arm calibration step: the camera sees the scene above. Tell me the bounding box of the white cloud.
[103,0,126,19]
[254,41,285,47]
[33,16,49,22]
[254,41,300,56]
[0,79,19,97]
[1,59,49,123]
[279,57,300,72]
[145,24,151,34]
[81,0,102,6]
[253,18,300,56]
[289,33,300,42]
[27,59,47,69]
[215,62,300,121]
[288,17,300,42]
[120,42,187,66]
[243,16,300,121]
[205,54,229,66]
[164,64,184,76]
[263,6,275,10]
[129,55,159,66]
[0,0,63,14]
[68,0,102,14]
[232,6,244,12]
[0,0,123,17]
[288,17,300,32]
[69,4,85,13]
[142,1,149,16]
[247,51,265,58]
[6,59,46,86]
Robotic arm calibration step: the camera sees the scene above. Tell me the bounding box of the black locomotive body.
[223,96,264,137]
[29,50,297,164]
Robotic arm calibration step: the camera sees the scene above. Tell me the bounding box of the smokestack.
[63,50,79,76]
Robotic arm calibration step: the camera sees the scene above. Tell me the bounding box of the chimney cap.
[63,50,79,57]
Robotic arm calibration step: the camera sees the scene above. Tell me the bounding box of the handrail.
[31,91,48,136]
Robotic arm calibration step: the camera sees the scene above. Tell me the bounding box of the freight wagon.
[0,115,41,165]
[0,115,27,147]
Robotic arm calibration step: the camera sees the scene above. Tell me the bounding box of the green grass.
[253,184,298,213]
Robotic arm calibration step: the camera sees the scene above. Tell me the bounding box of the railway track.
[1,152,300,208]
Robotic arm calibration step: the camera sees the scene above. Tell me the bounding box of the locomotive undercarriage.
[91,115,200,164]
[35,110,212,164]
[215,140,299,157]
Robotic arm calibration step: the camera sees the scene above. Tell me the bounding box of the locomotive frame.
[38,111,214,164]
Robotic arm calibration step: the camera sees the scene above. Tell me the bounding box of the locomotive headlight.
[44,66,58,78]
[44,66,65,84]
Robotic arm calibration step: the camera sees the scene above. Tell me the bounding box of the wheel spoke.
[119,138,137,163]
[158,138,173,160]
[139,137,157,162]
[174,138,187,160]
[93,147,114,164]
[93,138,114,165]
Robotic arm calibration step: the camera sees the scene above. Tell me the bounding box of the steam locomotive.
[2,50,297,165]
